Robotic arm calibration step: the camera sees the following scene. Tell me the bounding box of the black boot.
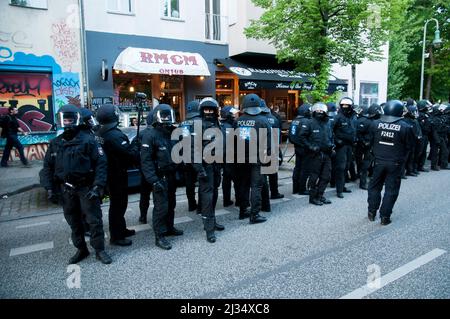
[124,229,136,237]
[206,231,216,243]
[188,202,197,212]
[165,227,184,236]
[380,217,391,226]
[239,209,250,220]
[319,197,332,204]
[155,236,172,250]
[215,223,225,231]
[270,193,284,199]
[69,248,90,264]
[95,250,112,264]
[223,200,234,207]
[309,197,323,206]
[110,238,132,246]
[368,211,376,222]
[249,214,267,224]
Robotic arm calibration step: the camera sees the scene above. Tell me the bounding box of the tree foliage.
[245,0,402,101]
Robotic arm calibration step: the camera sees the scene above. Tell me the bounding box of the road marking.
[129,224,151,232]
[16,221,50,229]
[340,248,447,299]
[10,241,54,257]
[174,216,194,224]
[215,209,232,217]
[271,198,291,204]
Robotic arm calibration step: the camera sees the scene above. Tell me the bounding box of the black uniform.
[138,126,153,223]
[140,125,178,237]
[179,117,202,212]
[41,129,107,252]
[403,117,422,175]
[0,113,28,166]
[332,111,357,195]
[430,112,449,169]
[235,113,272,219]
[417,110,434,171]
[97,125,139,242]
[355,115,373,189]
[264,111,283,198]
[367,118,414,220]
[221,116,239,207]
[299,115,334,203]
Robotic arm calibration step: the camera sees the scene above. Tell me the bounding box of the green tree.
[245,0,403,102]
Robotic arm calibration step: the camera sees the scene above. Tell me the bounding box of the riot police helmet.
[242,94,262,115]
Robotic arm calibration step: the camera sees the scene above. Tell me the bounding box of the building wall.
[0,0,84,161]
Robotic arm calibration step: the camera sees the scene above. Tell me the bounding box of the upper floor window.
[359,82,379,107]
[107,0,134,14]
[10,0,47,9]
[163,0,180,19]
[205,0,221,41]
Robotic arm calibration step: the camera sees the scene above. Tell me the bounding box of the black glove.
[86,185,104,200]
[197,170,208,181]
[152,180,165,192]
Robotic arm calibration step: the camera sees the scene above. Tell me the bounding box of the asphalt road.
[0,169,449,299]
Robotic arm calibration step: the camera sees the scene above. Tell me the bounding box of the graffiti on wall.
[51,21,79,71]
[0,143,49,161]
[0,72,54,132]
[53,73,81,108]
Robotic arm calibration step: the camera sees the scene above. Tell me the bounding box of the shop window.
[107,0,134,14]
[10,0,47,9]
[216,77,235,107]
[163,0,180,19]
[112,71,152,107]
[359,82,378,107]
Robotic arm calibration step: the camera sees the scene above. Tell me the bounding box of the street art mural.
[0,72,54,132]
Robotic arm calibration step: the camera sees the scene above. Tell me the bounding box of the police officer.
[138,112,154,224]
[235,94,269,224]
[403,102,422,177]
[430,104,449,170]
[179,101,202,213]
[332,97,357,198]
[327,102,338,188]
[299,102,334,206]
[96,104,140,246]
[220,106,240,207]
[41,104,111,264]
[261,100,284,200]
[289,104,311,195]
[416,100,433,172]
[367,100,415,225]
[355,105,373,190]
[140,104,182,250]
[192,98,225,243]
[80,108,99,133]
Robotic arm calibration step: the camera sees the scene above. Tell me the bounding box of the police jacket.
[289,116,310,153]
[191,118,223,173]
[356,116,372,149]
[299,117,334,155]
[235,113,272,164]
[332,111,357,146]
[0,114,20,138]
[140,125,177,185]
[369,118,414,164]
[97,125,140,182]
[431,114,448,137]
[41,130,107,188]
[403,117,423,143]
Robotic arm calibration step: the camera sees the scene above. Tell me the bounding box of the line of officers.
[40,94,450,265]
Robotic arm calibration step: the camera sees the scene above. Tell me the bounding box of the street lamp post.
[420,18,442,100]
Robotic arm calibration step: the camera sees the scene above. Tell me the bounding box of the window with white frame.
[107,0,134,14]
[10,0,47,9]
[359,82,379,107]
[205,0,221,41]
[163,0,180,19]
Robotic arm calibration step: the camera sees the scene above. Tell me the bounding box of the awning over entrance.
[215,58,347,93]
[114,47,211,76]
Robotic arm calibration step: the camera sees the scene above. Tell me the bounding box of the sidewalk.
[0,145,297,221]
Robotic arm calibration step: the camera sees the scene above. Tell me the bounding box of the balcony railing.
[205,13,227,43]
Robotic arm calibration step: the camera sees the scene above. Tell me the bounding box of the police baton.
[135,92,147,146]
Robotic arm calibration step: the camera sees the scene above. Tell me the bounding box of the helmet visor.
[156,109,175,124]
[58,112,80,128]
